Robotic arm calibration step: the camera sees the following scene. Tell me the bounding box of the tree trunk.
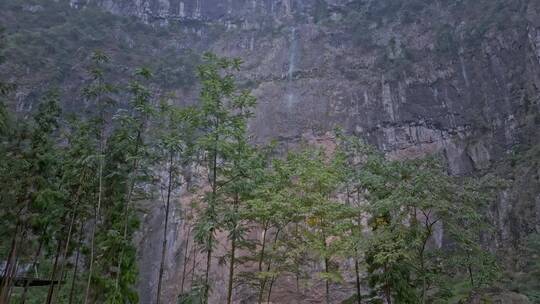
[51,197,81,304]
[20,233,46,304]
[6,231,24,304]
[265,228,282,304]
[6,259,20,303]
[257,222,269,304]
[69,223,84,304]
[353,188,362,304]
[325,257,330,304]
[115,128,142,291]
[419,218,434,304]
[323,236,330,304]
[203,133,218,304]
[354,256,362,304]
[84,146,104,304]
[0,222,22,304]
[226,234,236,304]
[420,242,427,304]
[384,286,392,304]
[157,151,174,304]
[203,238,213,304]
[190,244,197,287]
[267,275,277,304]
[467,252,475,288]
[0,218,29,304]
[181,202,195,295]
[227,195,240,304]
[180,227,191,295]
[180,203,195,294]
[45,238,63,304]
[383,265,392,304]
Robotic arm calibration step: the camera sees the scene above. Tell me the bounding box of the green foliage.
[93,67,157,303]
[190,52,260,303]
[27,90,65,240]
[359,152,497,302]
[178,285,204,304]
[503,233,540,303]
[0,47,169,303]
[522,234,540,302]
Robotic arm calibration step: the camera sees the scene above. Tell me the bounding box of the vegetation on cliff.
[1,43,530,303]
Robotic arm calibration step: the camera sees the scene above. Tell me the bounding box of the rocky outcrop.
[32,1,540,170]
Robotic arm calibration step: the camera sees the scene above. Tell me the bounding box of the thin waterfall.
[288,27,297,81]
[195,0,201,18]
[286,26,298,106]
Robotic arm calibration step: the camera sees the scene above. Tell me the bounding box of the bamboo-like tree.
[56,117,101,304]
[82,50,116,304]
[192,53,253,304]
[92,67,155,304]
[242,156,296,304]
[281,149,351,304]
[155,103,199,304]
[219,120,262,304]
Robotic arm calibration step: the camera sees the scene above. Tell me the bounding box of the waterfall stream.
[286,26,298,107]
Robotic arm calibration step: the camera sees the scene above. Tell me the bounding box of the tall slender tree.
[52,117,100,303]
[155,103,199,304]
[193,53,252,303]
[94,67,154,304]
[82,50,115,304]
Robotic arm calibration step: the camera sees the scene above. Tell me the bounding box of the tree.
[192,53,253,303]
[359,151,495,303]
[335,132,375,304]
[92,67,155,304]
[56,116,101,304]
[239,152,291,303]
[155,102,199,304]
[514,233,540,302]
[82,50,116,304]
[219,127,262,304]
[244,146,353,304]
[0,91,64,304]
[286,149,350,304]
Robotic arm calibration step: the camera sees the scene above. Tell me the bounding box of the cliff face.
[72,0,321,22]
[74,0,540,168]
[3,0,540,302]
[75,0,540,303]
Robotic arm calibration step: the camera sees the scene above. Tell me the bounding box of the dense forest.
[0,41,538,304]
